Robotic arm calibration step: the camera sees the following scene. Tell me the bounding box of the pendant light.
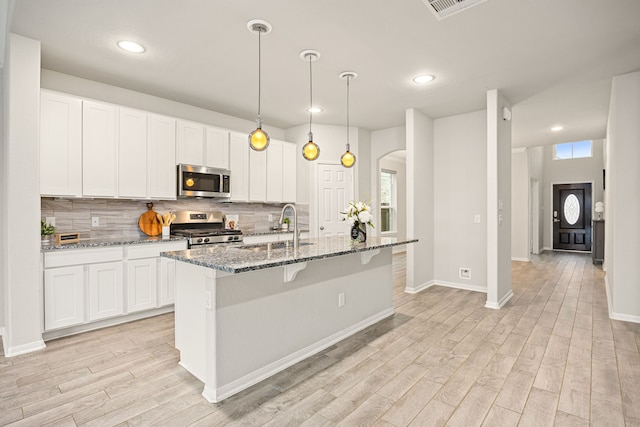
[247,19,272,151]
[300,49,321,161]
[339,71,357,168]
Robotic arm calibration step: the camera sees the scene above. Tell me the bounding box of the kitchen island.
[162,236,417,403]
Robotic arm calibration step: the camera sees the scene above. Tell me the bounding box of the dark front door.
[553,183,592,251]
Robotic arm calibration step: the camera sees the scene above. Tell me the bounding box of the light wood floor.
[1,251,639,426]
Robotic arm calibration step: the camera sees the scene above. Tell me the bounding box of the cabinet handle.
[320,226,325,230]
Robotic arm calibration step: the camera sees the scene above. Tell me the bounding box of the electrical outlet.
[268,214,274,222]
[91,217,99,227]
[459,267,471,279]
[46,216,55,227]
[338,292,345,308]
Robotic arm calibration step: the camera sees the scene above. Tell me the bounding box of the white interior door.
[317,164,353,238]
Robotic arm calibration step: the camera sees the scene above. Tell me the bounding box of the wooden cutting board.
[138,203,162,236]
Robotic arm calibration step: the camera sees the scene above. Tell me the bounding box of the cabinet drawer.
[44,247,123,268]
[127,241,187,259]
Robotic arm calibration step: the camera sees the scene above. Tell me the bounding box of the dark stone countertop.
[161,236,418,274]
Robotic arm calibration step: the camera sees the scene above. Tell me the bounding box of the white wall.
[511,149,529,261]
[1,34,45,355]
[0,54,4,332]
[528,146,545,254]
[486,90,513,309]
[406,109,434,293]
[541,140,604,249]
[433,110,487,290]
[606,71,640,322]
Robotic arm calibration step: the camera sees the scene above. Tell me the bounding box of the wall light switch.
[268,214,274,222]
[474,214,481,224]
[338,292,345,308]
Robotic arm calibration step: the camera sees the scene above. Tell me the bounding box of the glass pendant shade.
[341,148,356,168]
[302,132,320,161]
[249,118,269,151]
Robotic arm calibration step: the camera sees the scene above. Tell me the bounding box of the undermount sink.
[239,241,315,252]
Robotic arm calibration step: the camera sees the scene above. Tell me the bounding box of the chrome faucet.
[279,203,298,252]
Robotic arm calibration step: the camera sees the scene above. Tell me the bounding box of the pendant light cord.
[346,75,350,150]
[309,54,313,133]
[257,28,262,120]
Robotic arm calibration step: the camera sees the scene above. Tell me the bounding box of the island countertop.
[161,236,417,274]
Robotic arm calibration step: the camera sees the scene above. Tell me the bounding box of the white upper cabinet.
[229,132,249,202]
[148,114,177,200]
[176,120,205,166]
[40,90,83,197]
[83,100,118,197]
[118,107,148,198]
[266,139,284,203]
[282,141,297,203]
[205,126,230,169]
[249,146,267,202]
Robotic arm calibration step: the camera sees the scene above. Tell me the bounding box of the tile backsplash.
[41,198,309,239]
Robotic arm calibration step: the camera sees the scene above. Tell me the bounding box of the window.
[380,169,396,233]
[553,140,592,160]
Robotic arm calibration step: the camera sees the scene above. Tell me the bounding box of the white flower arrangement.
[341,201,374,228]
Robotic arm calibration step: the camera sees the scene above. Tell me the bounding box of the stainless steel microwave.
[177,164,231,198]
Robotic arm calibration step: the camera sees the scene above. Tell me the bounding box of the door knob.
[320,226,325,230]
[553,219,560,223]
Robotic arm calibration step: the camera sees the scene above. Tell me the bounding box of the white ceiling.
[9,0,640,147]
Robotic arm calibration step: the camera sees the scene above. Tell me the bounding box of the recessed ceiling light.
[308,107,323,113]
[413,74,435,84]
[550,125,565,132]
[117,40,146,54]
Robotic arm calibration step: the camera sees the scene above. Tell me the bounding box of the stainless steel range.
[170,211,243,248]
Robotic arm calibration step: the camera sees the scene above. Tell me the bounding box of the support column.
[486,90,513,309]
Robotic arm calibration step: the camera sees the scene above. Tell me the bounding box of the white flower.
[341,200,374,228]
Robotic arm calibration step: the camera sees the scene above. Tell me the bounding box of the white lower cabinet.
[44,265,84,330]
[88,261,124,321]
[126,258,158,313]
[43,240,187,333]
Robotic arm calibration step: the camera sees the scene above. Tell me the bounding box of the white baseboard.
[511,257,530,262]
[404,280,435,294]
[604,275,640,324]
[5,338,46,357]
[485,290,514,310]
[542,246,553,252]
[202,308,396,403]
[435,280,487,293]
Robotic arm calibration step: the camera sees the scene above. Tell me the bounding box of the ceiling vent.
[423,0,488,20]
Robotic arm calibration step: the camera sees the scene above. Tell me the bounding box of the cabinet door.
[118,107,148,198]
[148,114,177,200]
[88,261,124,321]
[249,147,267,202]
[44,265,84,330]
[266,139,284,203]
[205,126,230,169]
[176,120,205,166]
[159,257,176,306]
[282,142,297,203]
[229,132,249,201]
[40,90,83,197]
[127,258,158,313]
[83,100,118,197]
